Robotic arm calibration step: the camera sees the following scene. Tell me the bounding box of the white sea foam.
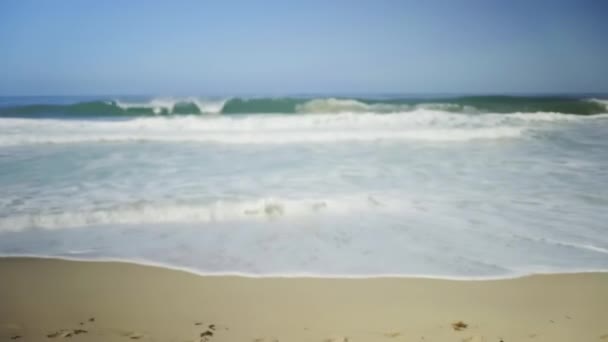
[0,110,595,147]
[2,106,608,278]
[0,127,525,146]
[113,98,176,114]
[295,98,414,113]
[0,195,402,232]
[113,97,226,114]
[4,254,608,280]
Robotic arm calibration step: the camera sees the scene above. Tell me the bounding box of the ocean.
[1,95,607,279]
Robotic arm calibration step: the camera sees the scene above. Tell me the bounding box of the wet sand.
[1,257,607,342]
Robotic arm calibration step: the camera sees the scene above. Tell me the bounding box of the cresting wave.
[1,109,589,146]
[2,110,604,146]
[1,96,607,117]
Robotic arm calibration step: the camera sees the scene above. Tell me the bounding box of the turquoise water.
[1,95,607,278]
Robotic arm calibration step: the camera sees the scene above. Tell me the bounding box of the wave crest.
[113,98,225,115]
[0,110,551,146]
[1,96,607,117]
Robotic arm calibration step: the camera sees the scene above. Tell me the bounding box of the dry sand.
[1,257,607,342]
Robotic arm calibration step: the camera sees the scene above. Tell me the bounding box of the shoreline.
[2,257,608,342]
[2,254,608,281]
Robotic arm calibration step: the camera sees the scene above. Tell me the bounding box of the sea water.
[0,95,607,278]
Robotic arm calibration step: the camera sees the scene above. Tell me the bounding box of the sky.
[0,0,607,95]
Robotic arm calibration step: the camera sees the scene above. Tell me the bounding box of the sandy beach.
[0,258,606,342]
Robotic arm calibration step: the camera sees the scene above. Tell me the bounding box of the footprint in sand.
[324,336,348,342]
[199,330,215,342]
[600,334,608,340]
[122,331,144,340]
[47,329,88,338]
[79,318,96,327]
[452,321,468,331]
[2,324,23,340]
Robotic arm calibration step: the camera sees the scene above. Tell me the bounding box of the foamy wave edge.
[0,195,399,232]
[1,254,607,281]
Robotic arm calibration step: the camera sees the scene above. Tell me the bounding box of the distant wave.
[0,96,607,117]
[219,96,608,115]
[113,98,226,114]
[0,98,225,118]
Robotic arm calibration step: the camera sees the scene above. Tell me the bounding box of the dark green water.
[0,95,606,117]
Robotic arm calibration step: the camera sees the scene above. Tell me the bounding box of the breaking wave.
[1,95,607,117]
[0,109,583,146]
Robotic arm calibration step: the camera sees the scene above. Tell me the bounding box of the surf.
[1,109,581,147]
[1,95,607,117]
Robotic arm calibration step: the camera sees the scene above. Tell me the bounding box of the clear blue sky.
[1,0,607,95]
